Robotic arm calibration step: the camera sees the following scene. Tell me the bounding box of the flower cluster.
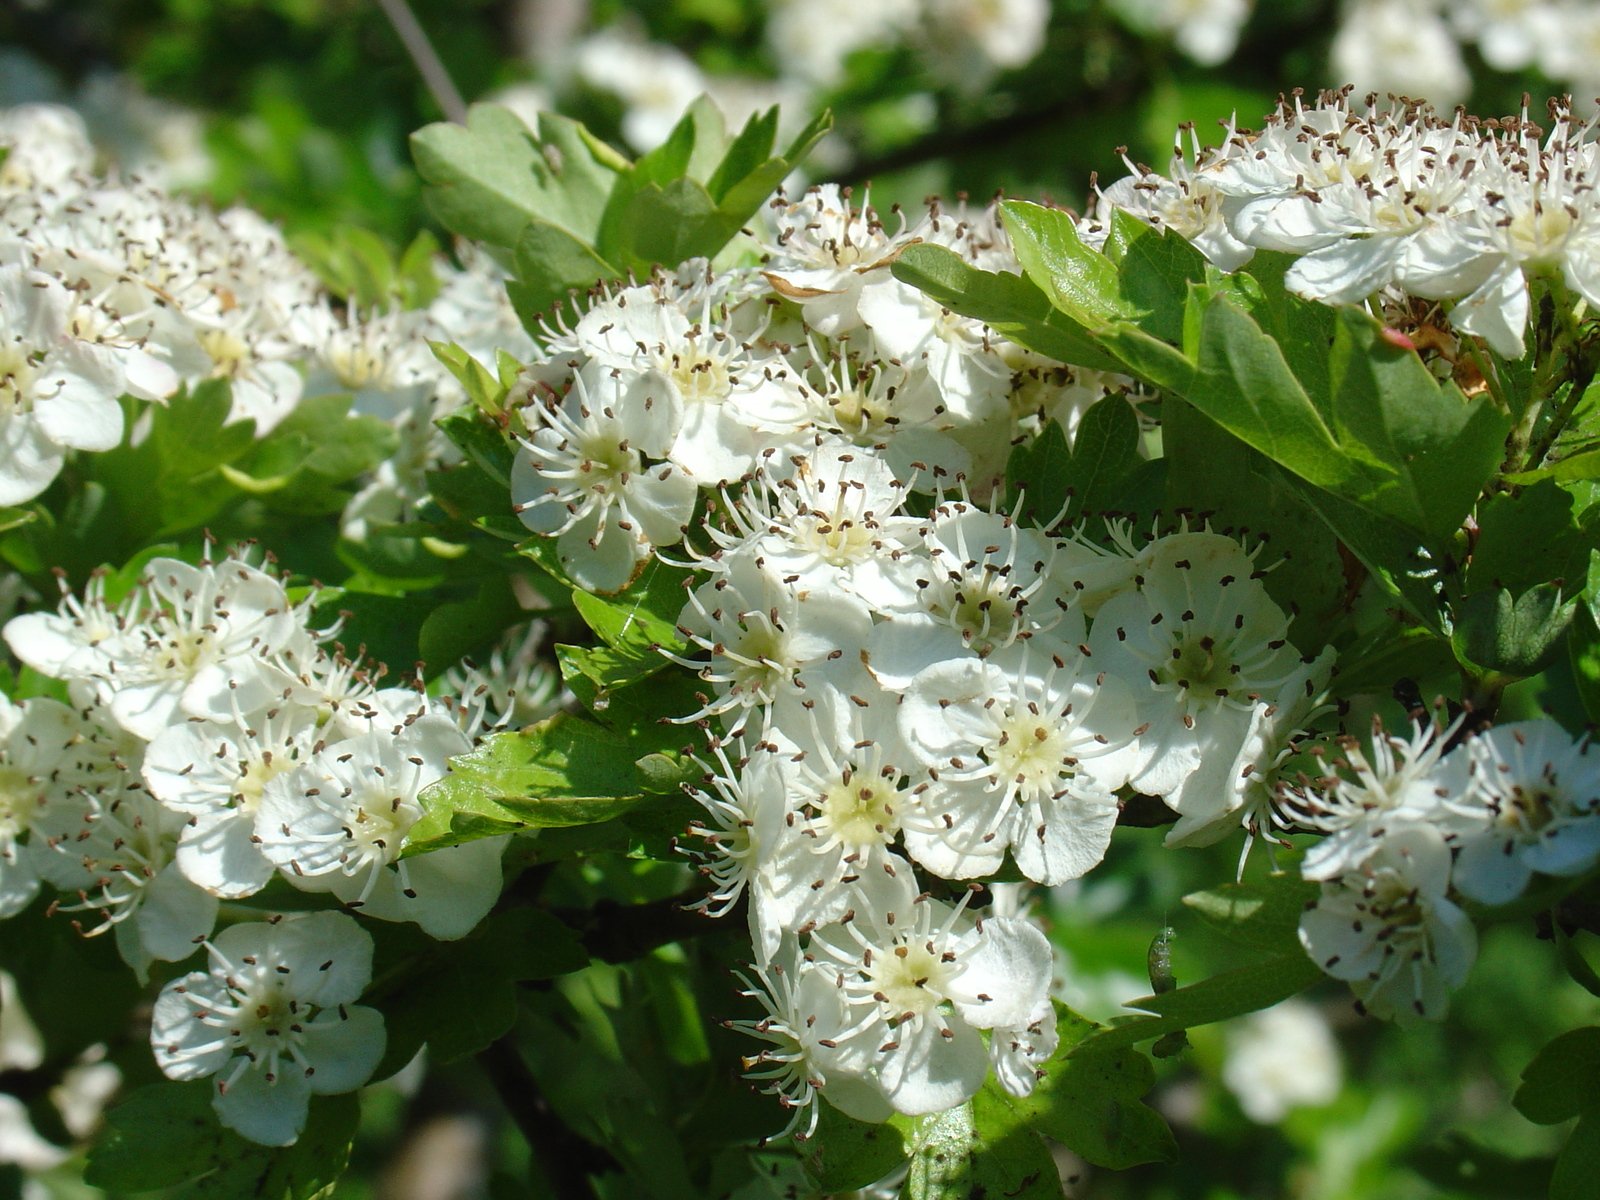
[1087,91,1600,358]
[1,548,506,976]
[505,189,1345,1133]
[0,102,531,534]
[1293,716,1600,1022]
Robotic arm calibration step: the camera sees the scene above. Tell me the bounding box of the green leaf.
[1553,1110,1600,1200]
[1504,445,1600,484]
[1555,926,1600,999]
[1105,209,1208,343]
[90,382,256,539]
[1161,400,1345,639]
[411,105,621,254]
[436,409,517,487]
[1405,1133,1553,1198]
[1280,468,1449,634]
[86,1083,221,1191]
[1075,951,1324,1056]
[87,1085,357,1199]
[891,243,1126,373]
[513,217,625,317]
[372,908,588,1076]
[571,556,691,655]
[1182,874,1318,953]
[1001,199,1134,328]
[416,576,522,675]
[430,341,511,416]
[1185,297,1507,540]
[600,105,832,277]
[803,1107,911,1194]
[1468,482,1591,594]
[231,393,400,513]
[1007,419,1073,526]
[903,1098,1063,1200]
[185,1095,358,1200]
[1514,1027,1600,1124]
[706,105,777,201]
[407,713,692,853]
[1007,395,1141,527]
[1001,1006,1177,1170]
[1451,582,1577,679]
[1064,395,1140,518]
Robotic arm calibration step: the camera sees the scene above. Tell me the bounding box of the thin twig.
[376,0,468,124]
[478,1035,610,1200]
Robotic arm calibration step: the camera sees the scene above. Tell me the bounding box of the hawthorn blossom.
[1436,719,1600,905]
[150,913,384,1146]
[254,714,504,940]
[1299,824,1476,1022]
[512,361,698,593]
[804,870,1053,1115]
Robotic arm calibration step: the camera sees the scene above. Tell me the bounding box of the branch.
[477,1034,615,1200]
[375,0,467,123]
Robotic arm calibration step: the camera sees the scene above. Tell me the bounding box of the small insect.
[1147,925,1178,995]
[1147,924,1190,1059]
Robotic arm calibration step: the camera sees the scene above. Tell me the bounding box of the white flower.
[0,696,98,916]
[1109,0,1251,65]
[866,501,1087,688]
[1449,0,1549,70]
[1086,531,1308,804]
[726,935,893,1137]
[33,782,218,977]
[674,547,873,728]
[805,870,1054,1115]
[1222,999,1342,1122]
[1162,647,1335,852]
[1299,824,1477,1022]
[253,715,504,940]
[919,0,1051,85]
[143,706,319,899]
[989,996,1059,1099]
[0,264,127,504]
[740,688,922,959]
[897,653,1141,884]
[726,439,924,612]
[1293,717,1456,882]
[0,104,94,193]
[511,361,698,593]
[150,913,384,1146]
[1437,719,1600,905]
[97,555,306,741]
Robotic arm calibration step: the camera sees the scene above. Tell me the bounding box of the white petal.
[301,1006,386,1094]
[212,1064,311,1147]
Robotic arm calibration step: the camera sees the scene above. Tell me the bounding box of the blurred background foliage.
[2,1,1597,1197]
[1,0,1585,247]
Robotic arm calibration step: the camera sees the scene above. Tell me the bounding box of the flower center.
[0,345,39,413]
[1157,634,1239,699]
[199,327,250,379]
[666,350,732,405]
[0,763,35,838]
[1499,787,1556,835]
[818,775,900,848]
[943,572,1023,657]
[990,708,1073,803]
[346,793,414,865]
[576,434,638,492]
[327,338,390,390]
[870,941,953,1019]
